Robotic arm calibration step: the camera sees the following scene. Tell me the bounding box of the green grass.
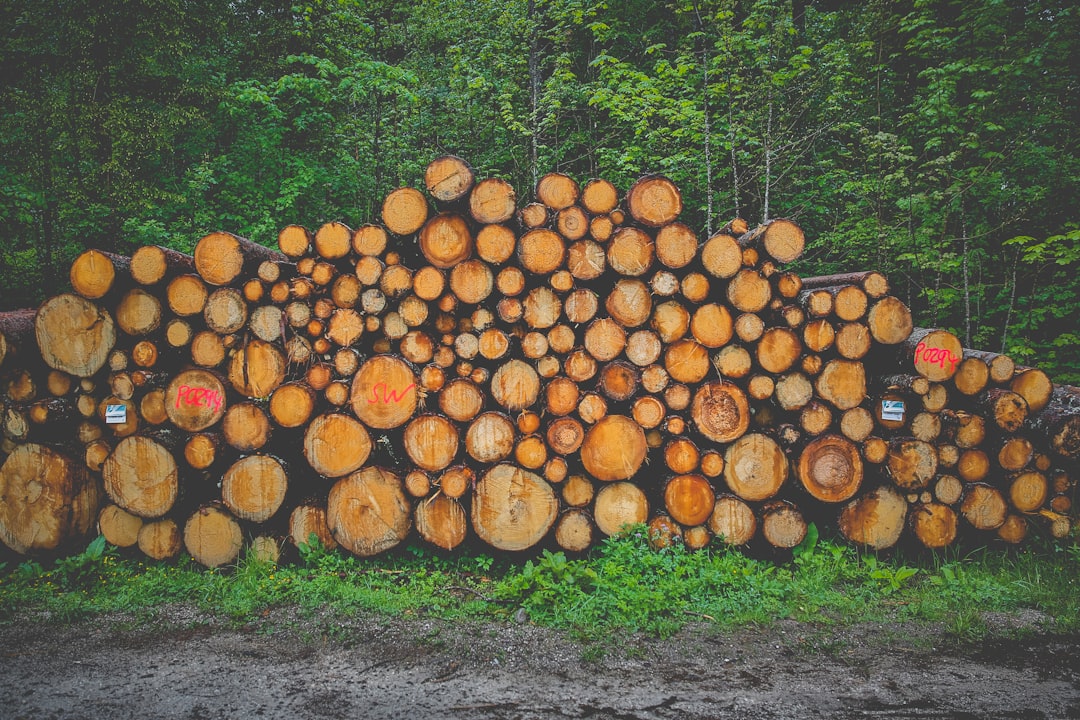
[2,525,1078,641]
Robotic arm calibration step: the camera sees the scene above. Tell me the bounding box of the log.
[222,399,272,451]
[838,485,907,549]
[567,240,606,280]
[664,474,715,526]
[465,412,516,464]
[130,245,196,286]
[555,510,594,552]
[194,231,284,287]
[910,502,958,549]
[304,413,372,478]
[797,434,864,502]
[978,387,1028,433]
[724,433,788,501]
[691,381,750,443]
[647,515,682,549]
[581,178,619,214]
[708,495,756,546]
[761,501,807,548]
[289,502,337,550]
[97,504,142,548]
[887,438,938,491]
[1010,368,1053,413]
[556,206,589,241]
[403,414,459,471]
[655,223,699,270]
[594,481,649,536]
[471,464,558,550]
[607,278,652,327]
[102,435,179,519]
[1009,471,1048,513]
[815,359,867,411]
[700,233,741,278]
[757,327,802,375]
[183,432,221,470]
[382,187,429,236]
[222,455,288,522]
[580,415,647,481]
[278,225,313,258]
[228,339,286,398]
[866,296,913,345]
[138,518,182,560]
[952,356,990,396]
[664,339,710,384]
[1027,386,1080,459]
[607,227,654,277]
[960,483,1008,530]
[625,175,682,227]
[801,271,890,298]
[739,219,805,264]
[69,249,130,299]
[426,155,475,203]
[726,269,772,313]
[962,349,1015,385]
[328,467,410,556]
[416,493,468,550]
[536,172,579,210]
[490,359,541,411]
[184,503,243,567]
[900,327,963,382]
[165,369,227,433]
[35,294,117,377]
[0,444,100,554]
[517,228,566,275]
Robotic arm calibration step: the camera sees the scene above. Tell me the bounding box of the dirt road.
[1,606,1078,719]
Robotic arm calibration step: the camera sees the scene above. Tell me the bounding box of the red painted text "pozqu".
[175,385,224,413]
[914,342,960,373]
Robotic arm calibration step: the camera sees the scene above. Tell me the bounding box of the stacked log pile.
[1,155,1078,567]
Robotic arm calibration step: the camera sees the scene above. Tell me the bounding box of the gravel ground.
[1,605,1078,719]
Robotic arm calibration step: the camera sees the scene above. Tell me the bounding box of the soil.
[1,605,1078,720]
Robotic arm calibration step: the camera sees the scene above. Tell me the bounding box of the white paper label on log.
[105,404,128,424]
[881,400,905,422]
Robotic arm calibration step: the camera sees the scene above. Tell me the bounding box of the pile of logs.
[1,155,1077,567]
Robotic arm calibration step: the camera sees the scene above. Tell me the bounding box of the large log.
[304,413,372,478]
[35,294,117,377]
[797,434,864,503]
[838,485,907,549]
[724,433,788,502]
[594,481,649,536]
[0,444,100,554]
[426,155,475,203]
[579,415,647,482]
[69,249,130,299]
[222,455,288,522]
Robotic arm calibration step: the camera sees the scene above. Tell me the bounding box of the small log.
[472,463,558,550]
[1008,471,1048,513]
[465,412,516,464]
[1010,367,1053,413]
[222,455,288,522]
[962,349,1015,385]
[490,359,541,411]
[130,245,196,286]
[815,359,867,411]
[655,223,699,270]
[69,249,130,299]
[416,493,468,550]
[979,387,1028,433]
[289,502,337,550]
[223,402,271,452]
[536,172,580,210]
[567,240,606,280]
[184,503,243,567]
[35,294,117,378]
[960,483,1008,530]
[328,467,410,556]
[607,227,654,277]
[726,269,772,313]
[165,368,227,433]
[664,474,715,526]
[757,327,802,375]
[518,229,566,275]
[953,356,990,396]
[426,155,475,203]
[555,510,594,552]
[228,339,286,398]
[910,502,958,549]
[738,219,805,264]
[278,225,313,258]
[580,415,647,481]
[708,495,756,546]
[887,438,938,491]
[700,233,742,278]
[594,481,649,536]
[625,175,682,227]
[97,504,142,548]
[138,518,182,560]
[581,178,619,214]
[838,485,907,550]
[403,414,459,472]
[761,501,807,548]
[866,296,913,345]
[303,413,372,478]
[102,435,178,519]
[724,433,788,501]
[798,434,864,503]
[382,187,429,236]
[691,381,750,443]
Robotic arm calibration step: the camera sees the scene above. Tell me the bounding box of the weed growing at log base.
[1,527,1078,640]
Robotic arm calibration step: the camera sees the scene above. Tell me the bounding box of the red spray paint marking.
[175,385,224,413]
[367,382,416,404]
[914,342,961,373]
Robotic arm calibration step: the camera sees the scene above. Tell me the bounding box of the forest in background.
[1,0,1078,379]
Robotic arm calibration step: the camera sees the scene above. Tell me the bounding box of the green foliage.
[53,536,113,592]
